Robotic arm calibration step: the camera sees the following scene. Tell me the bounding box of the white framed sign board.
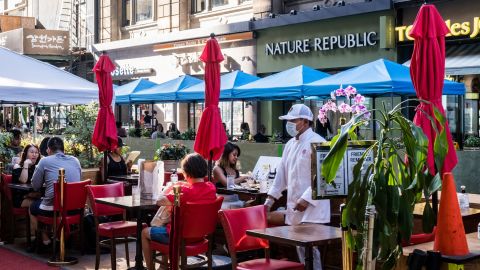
[311,141,374,199]
[251,156,282,182]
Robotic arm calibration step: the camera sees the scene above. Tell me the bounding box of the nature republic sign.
[265,32,377,56]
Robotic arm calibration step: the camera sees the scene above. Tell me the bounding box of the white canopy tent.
[0,47,98,105]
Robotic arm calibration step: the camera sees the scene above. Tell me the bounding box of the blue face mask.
[286,121,298,137]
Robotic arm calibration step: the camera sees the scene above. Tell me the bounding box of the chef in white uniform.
[265,104,330,269]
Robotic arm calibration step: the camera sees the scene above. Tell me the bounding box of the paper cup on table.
[227,175,235,189]
[132,185,140,202]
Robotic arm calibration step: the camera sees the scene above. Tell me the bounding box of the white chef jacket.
[268,128,330,225]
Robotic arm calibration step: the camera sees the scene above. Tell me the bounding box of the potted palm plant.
[321,101,448,269]
[154,143,190,172]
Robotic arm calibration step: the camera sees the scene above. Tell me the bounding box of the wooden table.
[398,233,480,269]
[108,174,139,184]
[95,196,158,270]
[414,202,480,233]
[246,224,342,270]
[8,183,34,191]
[217,187,268,205]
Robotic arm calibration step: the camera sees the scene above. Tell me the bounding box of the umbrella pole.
[103,151,108,184]
[432,191,438,224]
[208,151,213,182]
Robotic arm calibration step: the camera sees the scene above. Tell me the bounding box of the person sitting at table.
[213,142,249,188]
[253,124,269,143]
[39,137,51,157]
[141,153,217,270]
[29,137,82,249]
[166,122,180,138]
[116,121,127,138]
[12,144,42,208]
[9,129,23,156]
[100,137,132,182]
[151,123,166,139]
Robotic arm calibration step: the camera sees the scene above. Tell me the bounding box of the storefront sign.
[153,32,254,52]
[396,17,480,42]
[265,32,377,56]
[111,64,155,79]
[0,28,69,55]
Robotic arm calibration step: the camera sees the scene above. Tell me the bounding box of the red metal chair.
[87,182,142,270]
[1,173,31,247]
[36,179,91,255]
[402,227,437,247]
[150,196,224,269]
[219,205,304,270]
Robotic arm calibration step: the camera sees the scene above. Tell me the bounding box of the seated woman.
[100,137,132,181]
[166,123,180,138]
[213,142,249,188]
[12,144,41,208]
[141,153,217,270]
[151,123,166,139]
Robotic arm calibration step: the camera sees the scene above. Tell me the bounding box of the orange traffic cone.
[433,173,469,256]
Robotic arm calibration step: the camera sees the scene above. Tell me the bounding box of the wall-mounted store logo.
[264,32,377,56]
[396,17,480,42]
[111,65,135,77]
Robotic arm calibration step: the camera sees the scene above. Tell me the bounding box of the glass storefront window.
[135,0,152,22]
[443,95,460,139]
[464,99,478,135]
[212,0,228,8]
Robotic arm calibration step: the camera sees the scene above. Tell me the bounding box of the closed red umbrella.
[92,53,117,181]
[194,35,228,164]
[410,4,457,174]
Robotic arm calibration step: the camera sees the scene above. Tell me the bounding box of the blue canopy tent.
[129,75,202,103]
[233,65,330,100]
[114,78,157,104]
[177,70,260,101]
[303,59,466,97]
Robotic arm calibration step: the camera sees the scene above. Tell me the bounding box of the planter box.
[463,147,480,151]
[82,167,100,184]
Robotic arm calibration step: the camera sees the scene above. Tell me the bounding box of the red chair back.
[218,205,269,253]
[1,173,13,200]
[53,180,91,212]
[86,182,125,217]
[180,196,223,240]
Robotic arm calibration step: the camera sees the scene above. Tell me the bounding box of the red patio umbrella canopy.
[92,54,118,152]
[410,4,457,174]
[194,37,228,160]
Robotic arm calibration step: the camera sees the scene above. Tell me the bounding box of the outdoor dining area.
[1,4,480,270]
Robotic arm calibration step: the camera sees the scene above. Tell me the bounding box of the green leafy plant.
[141,128,152,138]
[64,102,101,168]
[464,135,480,147]
[0,132,15,163]
[321,100,448,269]
[154,143,190,161]
[128,128,139,137]
[180,128,196,140]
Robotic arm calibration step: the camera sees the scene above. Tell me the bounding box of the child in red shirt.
[141,153,217,270]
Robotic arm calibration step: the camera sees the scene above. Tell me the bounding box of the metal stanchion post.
[48,168,78,266]
[169,185,181,270]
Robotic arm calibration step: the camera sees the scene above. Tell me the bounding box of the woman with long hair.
[12,144,41,208]
[213,142,249,188]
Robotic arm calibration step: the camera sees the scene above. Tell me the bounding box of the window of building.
[122,0,153,26]
[122,0,131,26]
[191,0,205,13]
[0,0,4,12]
[212,0,228,8]
[135,0,153,22]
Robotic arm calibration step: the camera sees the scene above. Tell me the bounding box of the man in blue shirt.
[29,137,82,248]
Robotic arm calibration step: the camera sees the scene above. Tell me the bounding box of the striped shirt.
[31,152,82,211]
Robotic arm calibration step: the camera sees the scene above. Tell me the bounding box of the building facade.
[94,0,392,137]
